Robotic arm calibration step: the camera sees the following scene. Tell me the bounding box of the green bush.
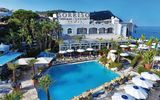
[137,65,149,74]
[131,55,142,68]
[99,56,108,65]
[143,50,156,64]
[109,62,123,70]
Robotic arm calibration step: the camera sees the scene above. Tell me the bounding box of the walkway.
[21,70,39,100]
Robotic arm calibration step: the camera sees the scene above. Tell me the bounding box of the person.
[48,61,52,67]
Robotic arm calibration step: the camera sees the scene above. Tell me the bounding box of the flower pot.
[144,64,152,70]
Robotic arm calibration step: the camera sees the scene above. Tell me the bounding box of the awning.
[77,49,85,53]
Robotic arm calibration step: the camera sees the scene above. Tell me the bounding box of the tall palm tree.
[7,63,19,83]
[57,39,64,51]
[39,75,52,100]
[27,59,38,77]
[97,38,105,50]
[74,35,83,49]
[7,29,19,49]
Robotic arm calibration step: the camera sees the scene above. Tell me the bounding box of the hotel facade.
[52,12,134,51]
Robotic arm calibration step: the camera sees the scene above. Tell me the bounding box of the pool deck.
[21,70,39,100]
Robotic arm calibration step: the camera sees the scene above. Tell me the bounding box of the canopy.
[154,56,160,61]
[0,43,10,52]
[110,50,117,53]
[120,45,129,48]
[86,48,94,51]
[138,44,148,50]
[66,49,74,53]
[16,57,53,65]
[77,49,85,53]
[112,92,135,100]
[141,72,160,81]
[120,53,129,57]
[129,44,137,48]
[132,76,153,89]
[124,84,148,99]
[59,50,66,54]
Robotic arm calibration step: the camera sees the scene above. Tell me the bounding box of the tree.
[27,59,38,77]
[8,18,21,32]
[12,9,39,22]
[7,29,20,49]
[7,63,19,83]
[97,38,105,50]
[1,91,23,100]
[57,39,64,51]
[74,35,83,48]
[141,34,146,42]
[146,37,153,49]
[39,75,52,100]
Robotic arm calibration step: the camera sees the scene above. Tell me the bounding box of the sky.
[0,0,160,26]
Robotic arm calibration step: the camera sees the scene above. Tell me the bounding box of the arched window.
[67,28,72,34]
[99,28,106,34]
[89,28,97,34]
[107,28,113,33]
[77,28,87,34]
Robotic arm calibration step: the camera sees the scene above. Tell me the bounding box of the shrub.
[99,56,108,65]
[137,65,149,74]
[109,62,123,70]
[143,50,156,64]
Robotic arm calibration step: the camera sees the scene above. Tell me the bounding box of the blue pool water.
[0,52,23,66]
[38,61,119,100]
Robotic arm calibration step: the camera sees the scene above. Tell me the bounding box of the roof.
[0,52,23,66]
[16,57,53,65]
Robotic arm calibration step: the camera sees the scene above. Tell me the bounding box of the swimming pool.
[38,61,119,100]
[0,52,23,66]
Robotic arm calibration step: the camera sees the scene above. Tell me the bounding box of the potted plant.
[143,50,156,70]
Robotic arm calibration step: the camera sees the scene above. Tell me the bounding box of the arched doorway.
[67,28,72,34]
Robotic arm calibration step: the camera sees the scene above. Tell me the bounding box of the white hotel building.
[52,12,134,50]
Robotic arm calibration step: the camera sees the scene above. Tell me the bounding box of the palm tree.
[118,36,123,45]
[1,91,23,100]
[141,34,146,42]
[7,63,19,83]
[39,75,52,100]
[154,38,159,49]
[7,29,19,49]
[27,59,38,77]
[97,38,105,50]
[146,37,153,49]
[74,35,83,49]
[57,39,64,51]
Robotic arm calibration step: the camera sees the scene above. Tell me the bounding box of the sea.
[132,26,160,39]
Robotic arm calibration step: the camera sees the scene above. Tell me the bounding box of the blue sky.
[0,0,160,26]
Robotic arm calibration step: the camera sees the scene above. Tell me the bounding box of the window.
[107,28,113,33]
[77,28,87,34]
[99,28,106,34]
[89,28,97,34]
[67,28,72,34]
